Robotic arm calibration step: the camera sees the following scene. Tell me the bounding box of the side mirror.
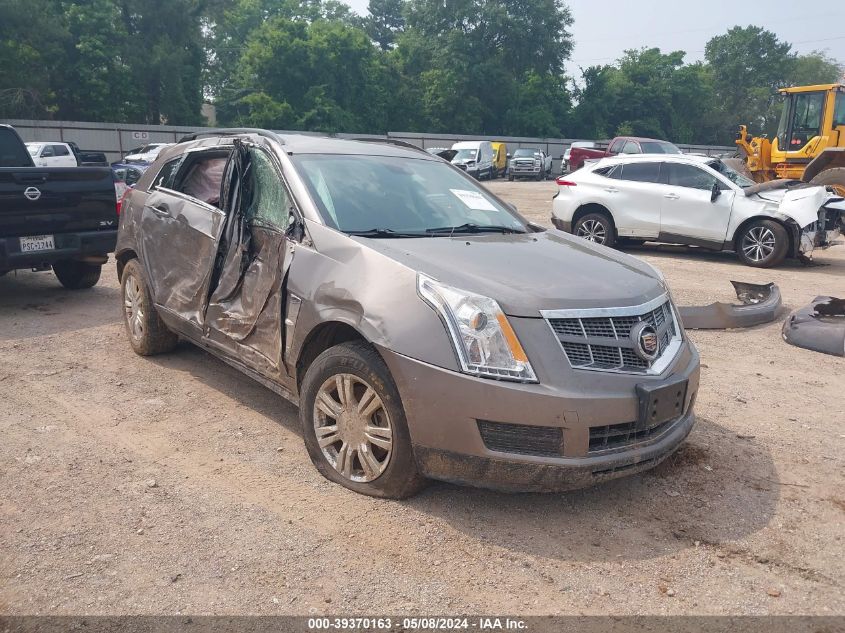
[710,181,721,203]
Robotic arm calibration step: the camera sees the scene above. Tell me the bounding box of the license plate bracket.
[20,235,55,253]
[636,378,688,429]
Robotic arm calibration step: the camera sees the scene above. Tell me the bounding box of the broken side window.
[246,148,291,231]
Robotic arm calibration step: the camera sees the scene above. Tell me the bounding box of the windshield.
[513,149,539,158]
[640,141,681,154]
[291,154,526,235]
[26,144,41,156]
[452,149,477,161]
[708,159,755,188]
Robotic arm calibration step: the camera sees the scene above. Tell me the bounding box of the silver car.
[116,130,700,498]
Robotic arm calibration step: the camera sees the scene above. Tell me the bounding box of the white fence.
[2,119,736,170]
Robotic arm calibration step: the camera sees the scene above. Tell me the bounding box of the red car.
[568,136,681,172]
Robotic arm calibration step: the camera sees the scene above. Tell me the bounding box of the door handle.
[149,203,171,217]
[604,187,619,194]
[664,193,680,200]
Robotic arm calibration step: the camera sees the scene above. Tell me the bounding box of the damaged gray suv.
[116,130,700,498]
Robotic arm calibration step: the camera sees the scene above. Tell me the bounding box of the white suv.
[551,154,844,267]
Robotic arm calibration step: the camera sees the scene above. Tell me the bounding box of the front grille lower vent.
[477,420,563,457]
[546,299,678,373]
[588,417,679,453]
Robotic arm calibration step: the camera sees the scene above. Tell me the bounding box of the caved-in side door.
[138,147,232,334]
[203,141,297,380]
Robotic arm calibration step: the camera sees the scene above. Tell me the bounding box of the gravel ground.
[1,180,843,616]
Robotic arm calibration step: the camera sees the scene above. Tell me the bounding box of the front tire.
[736,219,788,268]
[508,174,514,182]
[574,212,616,247]
[300,341,426,499]
[120,258,178,356]
[53,260,101,289]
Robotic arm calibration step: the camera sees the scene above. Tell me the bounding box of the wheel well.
[115,249,138,280]
[732,216,796,255]
[296,321,368,390]
[572,203,615,230]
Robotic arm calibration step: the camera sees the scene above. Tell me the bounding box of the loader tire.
[809,167,845,197]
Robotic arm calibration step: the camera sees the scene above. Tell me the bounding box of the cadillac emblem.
[631,321,660,362]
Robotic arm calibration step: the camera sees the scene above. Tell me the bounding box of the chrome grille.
[543,297,680,374]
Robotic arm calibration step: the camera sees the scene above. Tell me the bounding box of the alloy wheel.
[313,373,393,483]
[577,219,607,244]
[741,226,776,262]
[123,273,145,342]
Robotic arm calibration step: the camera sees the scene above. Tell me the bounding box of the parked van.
[451,141,494,180]
[491,142,508,178]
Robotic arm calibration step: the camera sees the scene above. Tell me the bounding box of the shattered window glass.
[246,148,290,230]
[153,158,182,190]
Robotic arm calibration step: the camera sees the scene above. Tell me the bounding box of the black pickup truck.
[0,124,117,288]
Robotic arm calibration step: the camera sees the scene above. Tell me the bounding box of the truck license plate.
[20,235,55,252]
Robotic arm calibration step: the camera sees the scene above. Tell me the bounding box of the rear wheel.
[300,341,426,499]
[53,260,101,289]
[736,219,788,268]
[574,212,616,248]
[809,167,845,197]
[120,258,178,355]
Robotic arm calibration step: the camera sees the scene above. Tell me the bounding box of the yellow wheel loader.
[735,84,845,195]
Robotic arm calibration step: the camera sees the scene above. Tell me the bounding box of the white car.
[551,154,844,267]
[26,142,78,167]
[123,143,171,163]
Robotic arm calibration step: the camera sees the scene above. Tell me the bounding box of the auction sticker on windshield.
[450,189,497,212]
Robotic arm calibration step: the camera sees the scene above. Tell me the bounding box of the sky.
[344,0,845,79]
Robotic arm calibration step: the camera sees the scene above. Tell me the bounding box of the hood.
[352,231,665,317]
[753,185,842,228]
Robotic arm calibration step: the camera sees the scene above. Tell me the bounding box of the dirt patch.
[0,180,843,616]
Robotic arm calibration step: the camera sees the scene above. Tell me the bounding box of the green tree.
[0,0,67,118]
[704,26,794,134]
[790,50,844,85]
[571,49,721,143]
[55,0,144,122]
[365,0,405,51]
[117,0,208,124]
[224,17,393,133]
[398,0,575,135]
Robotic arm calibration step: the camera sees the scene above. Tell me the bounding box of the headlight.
[418,274,537,382]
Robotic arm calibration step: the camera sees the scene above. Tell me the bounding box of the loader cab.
[772,84,845,160]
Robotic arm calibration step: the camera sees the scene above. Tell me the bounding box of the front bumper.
[510,166,542,177]
[551,217,573,233]
[0,230,116,271]
[379,342,700,492]
[454,163,479,176]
